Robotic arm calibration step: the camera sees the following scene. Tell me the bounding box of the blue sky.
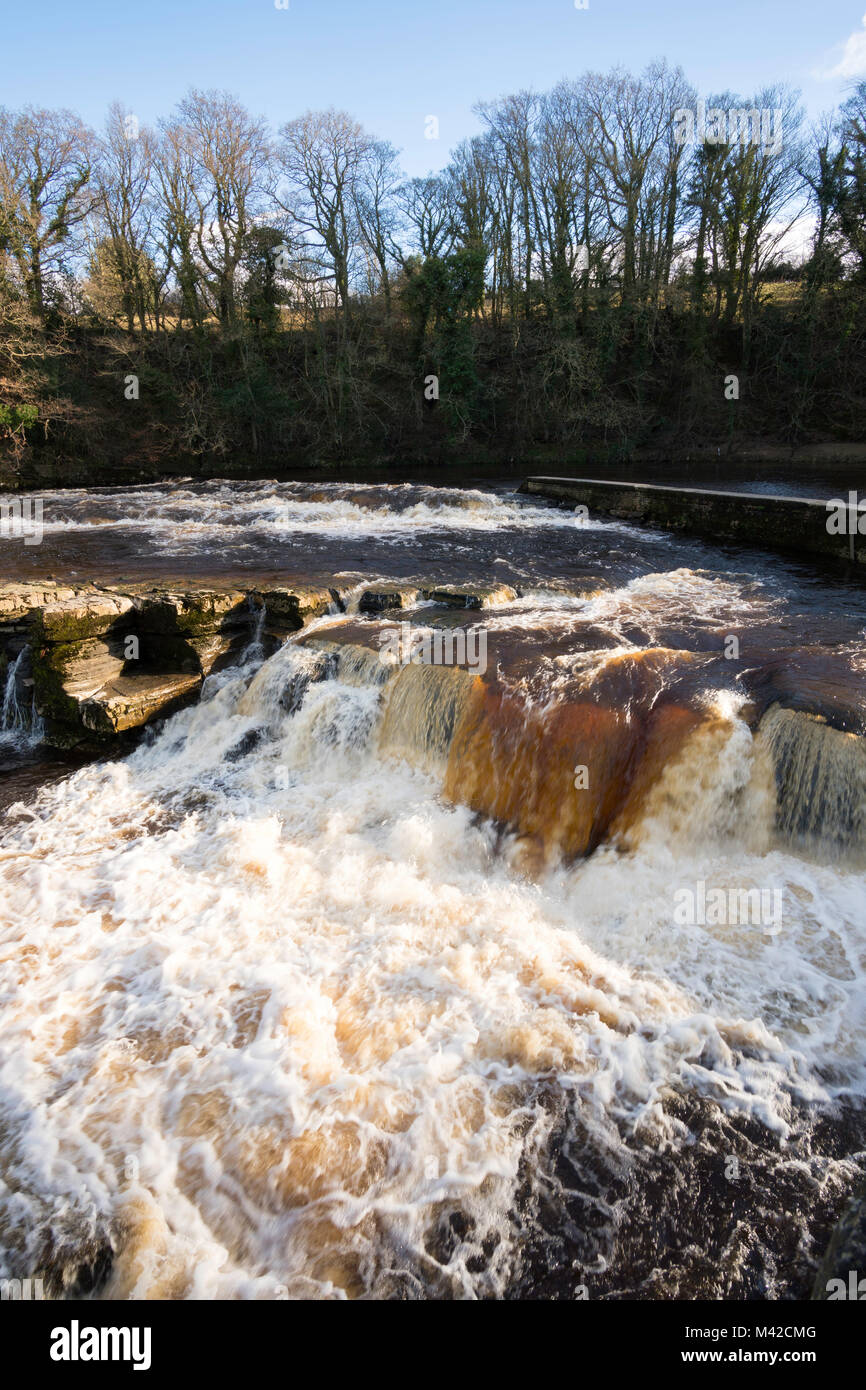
[4,0,866,173]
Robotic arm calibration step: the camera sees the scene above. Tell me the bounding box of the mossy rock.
[31,594,134,643]
[137,590,249,636]
[254,586,334,627]
[32,657,84,728]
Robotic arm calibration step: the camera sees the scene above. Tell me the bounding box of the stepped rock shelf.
[3,573,863,860]
[0,580,327,746]
[0,578,514,747]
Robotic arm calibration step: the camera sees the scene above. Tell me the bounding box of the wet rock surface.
[0,576,534,747]
[0,580,339,746]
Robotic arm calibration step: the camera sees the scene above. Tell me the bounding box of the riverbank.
[4,440,866,497]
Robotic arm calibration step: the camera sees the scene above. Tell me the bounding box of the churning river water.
[0,480,865,1300]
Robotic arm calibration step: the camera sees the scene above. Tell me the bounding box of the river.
[0,479,864,1299]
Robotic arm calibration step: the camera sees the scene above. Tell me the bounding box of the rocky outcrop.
[26,587,255,744]
[0,580,343,747]
[358,585,420,613]
[418,583,518,609]
[136,590,251,680]
[358,581,517,613]
[251,585,335,645]
[0,577,523,748]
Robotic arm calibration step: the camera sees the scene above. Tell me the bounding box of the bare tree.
[835,81,866,277]
[799,112,846,289]
[153,119,205,329]
[90,103,159,331]
[275,108,373,341]
[713,87,804,331]
[397,174,455,260]
[354,138,403,314]
[580,61,694,305]
[476,91,543,319]
[547,79,616,314]
[446,136,498,318]
[0,105,96,317]
[161,89,271,325]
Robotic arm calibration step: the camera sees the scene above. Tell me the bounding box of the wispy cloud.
[819,11,866,79]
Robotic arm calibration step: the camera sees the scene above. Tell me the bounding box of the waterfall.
[0,628,863,1301]
[758,704,866,856]
[240,596,267,663]
[1,476,865,1301]
[0,648,43,749]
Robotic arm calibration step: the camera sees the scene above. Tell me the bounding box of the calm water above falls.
[0,481,864,1299]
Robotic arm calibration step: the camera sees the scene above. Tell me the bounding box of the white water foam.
[22,481,654,552]
[0,638,863,1298]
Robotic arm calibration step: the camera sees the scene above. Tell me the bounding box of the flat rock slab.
[358,585,420,612]
[33,593,135,643]
[0,581,79,623]
[419,583,518,609]
[81,671,203,734]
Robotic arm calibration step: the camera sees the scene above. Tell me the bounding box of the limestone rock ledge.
[0,577,525,748]
[0,581,334,747]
